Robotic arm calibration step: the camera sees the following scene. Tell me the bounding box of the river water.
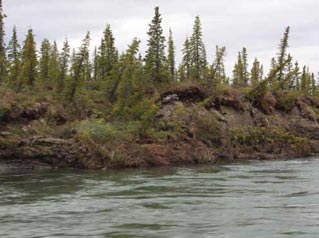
[0,159,319,238]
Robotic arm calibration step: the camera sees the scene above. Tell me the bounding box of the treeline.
[0,3,318,105]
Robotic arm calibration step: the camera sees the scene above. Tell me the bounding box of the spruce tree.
[181,37,191,81]
[19,28,37,88]
[284,54,294,90]
[0,0,6,81]
[106,55,123,103]
[310,73,316,95]
[177,64,186,82]
[306,67,312,94]
[93,47,98,81]
[67,33,89,102]
[305,67,312,94]
[277,26,290,89]
[210,46,226,86]
[116,38,141,107]
[232,52,243,87]
[98,25,117,80]
[300,66,309,93]
[7,26,21,86]
[241,47,249,85]
[68,49,80,102]
[292,62,300,91]
[190,16,206,81]
[267,57,278,88]
[58,38,70,90]
[233,48,250,87]
[39,39,51,87]
[115,38,156,135]
[48,41,60,89]
[145,6,167,84]
[250,58,263,87]
[81,32,91,82]
[167,29,175,82]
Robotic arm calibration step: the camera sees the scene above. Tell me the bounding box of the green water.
[1,159,319,238]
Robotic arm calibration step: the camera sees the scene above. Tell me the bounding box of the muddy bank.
[1,86,319,170]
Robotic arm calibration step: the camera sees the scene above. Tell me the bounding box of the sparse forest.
[1,2,319,169]
[2,6,318,103]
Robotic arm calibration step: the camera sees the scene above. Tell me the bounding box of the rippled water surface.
[1,159,319,238]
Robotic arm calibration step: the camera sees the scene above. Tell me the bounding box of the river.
[1,158,319,238]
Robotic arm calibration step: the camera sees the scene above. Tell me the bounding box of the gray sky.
[3,0,319,75]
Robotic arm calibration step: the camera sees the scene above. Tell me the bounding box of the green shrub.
[230,126,306,146]
[275,91,301,112]
[157,120,184,134]
[151,120,185,142]
[76,119,122,145]
[113,95,159,137]
[195,116,222,147]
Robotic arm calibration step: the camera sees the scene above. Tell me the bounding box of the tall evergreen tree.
[98,25,117,80]
[250,58,263,87]
[283,54,294,90]
[300,66,311,93]
[93,46,98,81]
[189,16,206,80]
[58,38,70,90]
[167,28,175,82]
[39,39,51,87]
[67,32,92,101]
[241,47,249,85]
[48,41,60,89]
[277,26,290,89]
[0,0,6,81]
[310,73,316,95]
[7,26,21,86]
[292,61,300,91]
[145,6,167,84]
[181,36,191,81]
[233,52,243,87]
[210,46,226,86]
[106,54,123,103]
[177,64,186,82]
[19,28,37,88]
[116,38,141,106]
[68,49,79,102]
[81,32,91,82]
[233,48,250,87]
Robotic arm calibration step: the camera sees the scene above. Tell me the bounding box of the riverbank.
[1,85,319,170]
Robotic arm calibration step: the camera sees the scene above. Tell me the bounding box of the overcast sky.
[3,0,319,74]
